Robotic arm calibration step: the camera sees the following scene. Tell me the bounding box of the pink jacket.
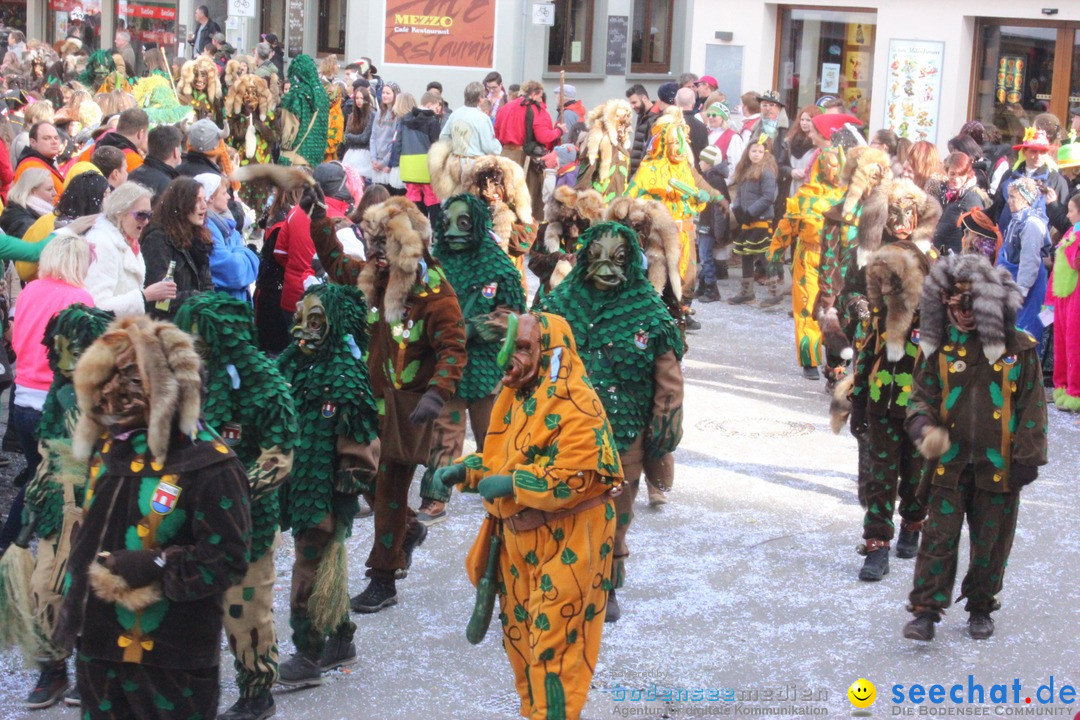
[13,277,95,391]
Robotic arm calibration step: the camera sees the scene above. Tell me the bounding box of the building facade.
[25,0,1080,149]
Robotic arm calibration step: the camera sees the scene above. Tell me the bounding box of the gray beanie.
[188,118,227,153]
[313,161,351,203]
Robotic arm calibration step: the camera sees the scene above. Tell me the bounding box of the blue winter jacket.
[206,211,259,302]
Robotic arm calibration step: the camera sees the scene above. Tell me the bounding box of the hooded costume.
[530,185,606,298]
[278,55,329,169]
[418,195,527,509]
[53,316,251,719]
[20,306,112,692]
[177,56,223,124]
[539,222,684,616]
[461,155,536,291]
[225,74,281,214]
[274,282,380,667]
[172,294,297,706]
[575,99,634,201]
[451,311,623,720]
[767,147,847,370]
[902,254,1047,639]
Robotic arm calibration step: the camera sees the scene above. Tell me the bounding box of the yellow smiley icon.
[848,678,876,708]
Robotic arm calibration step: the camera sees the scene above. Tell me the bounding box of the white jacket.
[84,214,146,316]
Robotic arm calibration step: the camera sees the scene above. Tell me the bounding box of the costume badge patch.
[151,481,181,515]
[634,331,649,350]
[222,423,242,445]
[1002,354,1017,366]
[910,329,920,345]
[482,282,498,299]
[322,402,337,418]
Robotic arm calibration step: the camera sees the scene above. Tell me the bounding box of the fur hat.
[604,196,683,301]
[543,185,606,252]
[918,253,1023,363]
[178,56,221,104]
[225,72,273,119]
[865,241,931,362]
[72,316,203,464]
[462,155,533,247]
[856,177,941,264]
[358,198,431,321]
[840,146,892,220]
[583,99,633,188]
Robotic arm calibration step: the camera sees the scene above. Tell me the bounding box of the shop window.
[631,0,673,74]
[116,0,179,70]
[49,0,102,53]
[776,7,876,127]
[317,0,346,55]
[971,20,1080,146]
[547,0,593,72]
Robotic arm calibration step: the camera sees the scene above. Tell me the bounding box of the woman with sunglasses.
[141,177,215,320]
[84,182,176,316]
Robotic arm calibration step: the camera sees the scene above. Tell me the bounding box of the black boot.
[604,589,621,623]
[698,283,721,303]
[968,611,994,639]
[717,263,729,280]
[277,652,323,688]
[319,628,358,671]
[903,614,937,641]
[402,521,428,571]
[802,366,820,380]
[218,693,276,720]
[858,546,890,581]
[350,576,398,614]
[24,661,68,709]
[895,527,920,559]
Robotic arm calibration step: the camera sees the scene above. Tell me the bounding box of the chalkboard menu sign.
[606,15,628,75]
[287,0,304,58]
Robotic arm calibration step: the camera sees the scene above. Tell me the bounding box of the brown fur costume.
[225,73,273,120]
[865,242,930,362]
[462,155,533,252]
[427,140,463,200]
[177,56,221,105]
[88,562,163,612]
[541,186,606,288]
[224,56,253,89]
[840,146,892,221]
[580,99,633,191]
[72,316,202,466]
[358,198,432,321]
[856,177,942,266]
[231,163,314,190]
[605,196,684,302]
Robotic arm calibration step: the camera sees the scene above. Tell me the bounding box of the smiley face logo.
[848,678,876,709]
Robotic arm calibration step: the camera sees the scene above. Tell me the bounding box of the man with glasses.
[482,71,505,119]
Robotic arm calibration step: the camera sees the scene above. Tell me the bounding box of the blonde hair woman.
[1,167,56,238]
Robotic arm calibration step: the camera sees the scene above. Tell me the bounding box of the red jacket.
[274,197,349,312]
[494,97,560,150]
[0,138,13,199]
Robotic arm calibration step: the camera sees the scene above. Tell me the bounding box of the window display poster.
[821,63,840,94]
[845,52,869,83]
[883,39,944,143]
[847,22,869,47]
[384,0,496,68]
[996,56,1025,105]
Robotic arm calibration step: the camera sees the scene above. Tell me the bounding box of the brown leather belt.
[503,491,612,534]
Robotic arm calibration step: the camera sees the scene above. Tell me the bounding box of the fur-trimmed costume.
[419,195,527,507]
[177,56,223,124]
[575,99,634,202]
[225,74,280,214]
[1050,223,1080,410]
[453,312,623,720]
[356,198,467,581]
[847,241,931,573]
[173,294,297,701]
[53,316,250,719]
[275,283,380,660]
[539,223,684,606]
[23,306,112,670]
[529,185,606,297]
[278,56,329,169]
[462,155,536,289]
[903,254,1047,629]
[767,148,846,369]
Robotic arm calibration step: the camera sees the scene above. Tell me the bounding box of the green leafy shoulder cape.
[276,283,379,533]
[433,194,527,402]
[174,293,298,560]
[24,305,113,539]
[539,222,683,452]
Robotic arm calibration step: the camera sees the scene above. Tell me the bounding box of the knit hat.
[705,102,729,120]
[194,172,224,200]
[811,112,862,140]
[1057,141,1080,169]
[699,145,722,168]
[657,82,679,105]
[1010,176,1040,206]
[562,84,576,101]
[188,118,228,153]
[313,161,351,203]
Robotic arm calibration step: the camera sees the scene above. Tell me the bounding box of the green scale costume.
[278,55,329,169]
[420,194,528,506]
[275,282,380,658]
[22,305,113,665]
[174,293,298,701]
[539,222,685,599]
